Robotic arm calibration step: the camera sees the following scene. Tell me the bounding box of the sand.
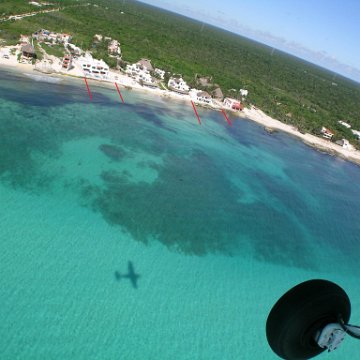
[1,51,360,167]
[243,107,360,166]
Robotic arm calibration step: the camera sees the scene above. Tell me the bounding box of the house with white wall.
[154,68,165,80]
[338,120,351,129]
[196,91,212,104]
[77,54,109,79]
[168,77,190,94]
[240,89,248,97]
[321,127,335,140]
[126,62,156,86]
[351,129,360,140]
[335,139,355,150]
[223,97,242,111]
[108,40,121,56]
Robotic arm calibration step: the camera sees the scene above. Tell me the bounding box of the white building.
[351,129,360,140]
[321,127,334,140]
[223,97,242,111]
[58,33,72,44]
[108,40,121,56]
[336,139,355,150]
[240,88,248,97]
[168,77,190,94]
[137,58,153,72]
[94,34,103,42]
[126,63,142,77]
[77,55,109,79]
[32,29,72,44]
[338,120,351,129]
[62,54,72,71]
[125,62,156,86]
[154,68,165,80]
[137,72,156,87]
[67,43,82,55]
[196,91,212,104]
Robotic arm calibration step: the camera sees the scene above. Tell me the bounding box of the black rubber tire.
[266,279,351,360]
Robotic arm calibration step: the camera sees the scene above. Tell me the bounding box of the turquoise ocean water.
[1,68,359,359]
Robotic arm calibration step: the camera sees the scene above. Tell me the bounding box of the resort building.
[126,60,152,75]
[168,77,190,94]
[335,139,355,150]
[62,54,73,70]
[338,120,351,129]
[195,91,213,104]
[77,55,109,79]
[94,34,103,42]
[58,33,72,44]
[137,72,157,87]
[32,30,72,44]
[126,63,142,77]
[321,127,335,140]
[125,62,156,86]
[351,129,360,140]
[137,58,153,72]
[154,68,165,80]
[108,40,121,56]
[21,44,36,59]
[67,43,82,56]
[223,97,243,111]
[240,89,249,97]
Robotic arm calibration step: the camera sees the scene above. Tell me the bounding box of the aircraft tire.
[266,279,351,360]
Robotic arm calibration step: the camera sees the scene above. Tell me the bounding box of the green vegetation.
[1,0,359,146]
[40,42,64,57]
[90,38,118,68]
[33,40,43,60]
[0,0,52,17]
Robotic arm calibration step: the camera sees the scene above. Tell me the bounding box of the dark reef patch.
[99,144,126,161]
[129,103,179,134]
[0,77,112,108]
[83,149,314,268]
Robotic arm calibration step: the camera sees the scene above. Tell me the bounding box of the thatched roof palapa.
[137,58,153,71]
[212,87,224,100]
[21,44,36,56]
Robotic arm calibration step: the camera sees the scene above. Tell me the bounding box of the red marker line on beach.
[221,109,232,126]
[191,101,202,125]
[84,77,92,101]
[115,82,125,103]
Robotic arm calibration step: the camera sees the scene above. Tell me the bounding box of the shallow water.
[1,68,359,359]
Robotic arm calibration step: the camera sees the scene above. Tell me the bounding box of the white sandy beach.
[1,52,360,166]
[242,107,360,165]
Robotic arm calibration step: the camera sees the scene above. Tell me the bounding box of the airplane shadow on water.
[114,261,140,289]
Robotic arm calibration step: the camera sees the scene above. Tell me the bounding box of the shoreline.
[242,107,360,166]
[1,60,360,167]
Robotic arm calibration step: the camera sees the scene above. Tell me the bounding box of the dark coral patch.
[99,144,126,161]
[84,150,314,268]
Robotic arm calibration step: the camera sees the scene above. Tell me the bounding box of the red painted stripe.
[115,82,125,103]
[221,109,232,126]
[191,101,202,125]
[84,77,92,101]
